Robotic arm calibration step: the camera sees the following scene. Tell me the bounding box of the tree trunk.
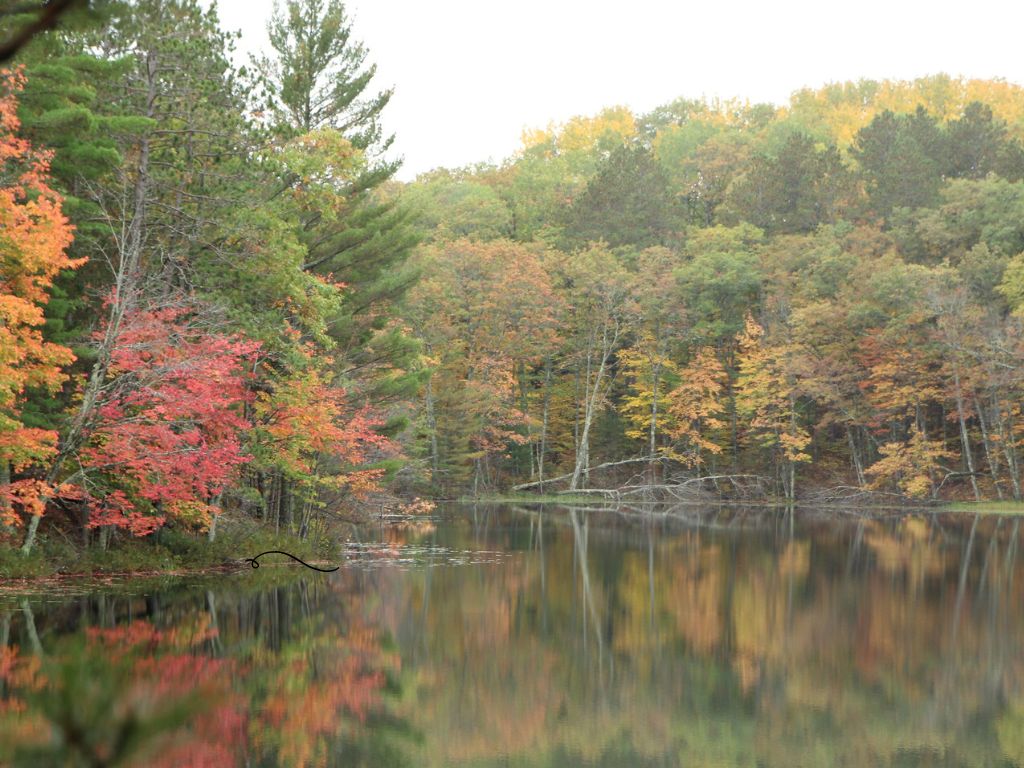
[518,360,534,479]
[538,358,552,490]
[259,471,270,522]
[0,461,9,533]
[283,479,294,533]
[207,493,222,542]
[916,403,938,498]
[570,319,619,491]
[995,395,1022,500]
[424,373,440,486]
[975,394,1002,500]
[786,395,799,500]
[847,425,866,488]
[952,368,980,501]
[649,361,661,459]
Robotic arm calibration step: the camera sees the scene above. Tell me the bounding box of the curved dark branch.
[243,549,340,572]
[0,0,82,62]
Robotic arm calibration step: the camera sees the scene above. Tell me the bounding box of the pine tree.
[256,0,420,411]
[10,7,128,435]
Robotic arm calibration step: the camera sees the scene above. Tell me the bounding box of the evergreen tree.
[256,0,420,410]
[853,108,947,220]
[12,31,126,433]
[725,132,853,234]
[946,101,1024,181]
[255,0,393,154]
[563,144,682,249]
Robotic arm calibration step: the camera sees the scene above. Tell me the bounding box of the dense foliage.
[403,78,1024,501]
[0,0,416,557]
[6,0,1024,564]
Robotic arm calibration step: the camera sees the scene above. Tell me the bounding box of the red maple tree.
[80,305,259,535]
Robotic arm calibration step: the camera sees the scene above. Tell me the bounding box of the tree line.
[403,79,1024,501]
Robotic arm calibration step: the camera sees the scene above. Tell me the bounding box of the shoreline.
[5,497,1024,585]
[0,559,349,596]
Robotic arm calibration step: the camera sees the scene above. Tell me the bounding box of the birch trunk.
[975,394,1002,500]
[538,358,552,489]
[570,318,619,491]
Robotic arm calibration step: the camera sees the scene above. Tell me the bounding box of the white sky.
[214,0,1024,181]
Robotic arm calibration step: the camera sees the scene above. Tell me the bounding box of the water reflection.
[0,574,408,767]
[2,505,1024,767]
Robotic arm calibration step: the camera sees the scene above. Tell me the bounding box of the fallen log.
[514,467,773,502]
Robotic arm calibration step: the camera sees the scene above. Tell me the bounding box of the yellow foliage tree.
[734,315,810,499]
[618,338,676,448]
[865,429,954,499]
[665,347,727,469]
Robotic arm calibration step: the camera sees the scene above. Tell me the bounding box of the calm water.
[2,504,1024,767]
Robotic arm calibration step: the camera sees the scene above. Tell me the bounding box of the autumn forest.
[403,74,1024,505]
[8,2,1024,767]
[5,0,1024,567]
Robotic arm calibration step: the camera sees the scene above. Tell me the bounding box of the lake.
[2,504,1023,767]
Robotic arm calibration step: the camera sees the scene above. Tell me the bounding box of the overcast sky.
[214,0,1024,181]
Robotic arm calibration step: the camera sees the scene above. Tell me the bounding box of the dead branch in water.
[512,454,772,502]
[511,457,668,491]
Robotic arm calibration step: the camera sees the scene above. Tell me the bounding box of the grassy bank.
[0,516,328,580]
[945,500,1024,516]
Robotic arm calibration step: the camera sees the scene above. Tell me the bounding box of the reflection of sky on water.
[341,542,508,568]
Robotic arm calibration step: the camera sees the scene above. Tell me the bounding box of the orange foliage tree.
[251,347,393,533]
[665,347,728,469]
[0,68,78,527]
[735,315,811,500]
[408,239,562,491]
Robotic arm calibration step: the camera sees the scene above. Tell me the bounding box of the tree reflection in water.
[2,504,1024,767]
[0,573,410,767]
